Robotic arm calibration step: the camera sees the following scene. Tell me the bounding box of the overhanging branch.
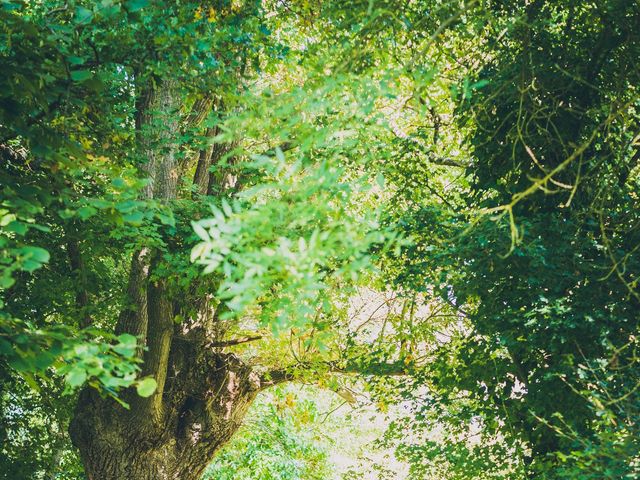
[259,359,410,391]
[209,335,263,348]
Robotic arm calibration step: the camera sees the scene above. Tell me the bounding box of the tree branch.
[209,335,263,348]
[427,155,469,168]
[183,94,214,131]
[392,131,470,168]
[259,359,410,390]
[66,236,92,328]
[137,277,173,423]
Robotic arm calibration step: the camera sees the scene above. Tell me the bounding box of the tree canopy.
[1,0,639,479]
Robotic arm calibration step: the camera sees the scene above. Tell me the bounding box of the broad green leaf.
[192,221,210,241]
[70,70,93,82]
[125,0,149,12]
[21,246,50,264]
[66,368,87,388]
[122,211,145,224]
[74,6,93,24]
[117,334,137,347]
[136,377,157,397]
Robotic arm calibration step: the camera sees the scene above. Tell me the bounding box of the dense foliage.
[1,0,639,479]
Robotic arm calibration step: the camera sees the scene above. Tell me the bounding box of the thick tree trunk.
[69,78,261,479]
[70,350,262,480]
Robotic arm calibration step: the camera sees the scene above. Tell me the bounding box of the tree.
[1,1,407,478]
[2,1,639,479]
[374,1,640,478]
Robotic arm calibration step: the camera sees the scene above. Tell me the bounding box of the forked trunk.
[70,349,262,480]
[68,77,262,480]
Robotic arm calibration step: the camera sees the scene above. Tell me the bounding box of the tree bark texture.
[69,80,259,479]
[70,350,262,480]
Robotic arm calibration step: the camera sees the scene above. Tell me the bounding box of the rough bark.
[68,73,331,479]
[70,347,263,480]
[69,79,261,479]
[193,127,238,196]
[66,234,92,328]
[135,78,181,201]
[193,127,217,195]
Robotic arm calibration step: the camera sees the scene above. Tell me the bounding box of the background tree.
[373,1,640,478]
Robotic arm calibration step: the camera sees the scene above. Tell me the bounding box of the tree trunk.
[70,350,262,480]
[69,78,262,479]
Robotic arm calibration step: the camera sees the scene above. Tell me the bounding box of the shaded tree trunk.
[70,349,262,480]
[69,79,261,479]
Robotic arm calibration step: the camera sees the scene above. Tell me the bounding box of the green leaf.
[115,334,138,357]
[157,211,175,227]
[22,372,41,392]
[221,199,233,217]
[136,377,157,397]
[21,259,41,272]
[0,274,15,288]
[70,70,93,82]
[111,177,127,188]
[77,206,98,220]
[99,0,121,18]
[1,1,23,12]
[74,6,93,24]
[125,0,149,12]
[0,213,16,226]
[113,342,136,357]
[67,56,86,65]
[191,242,210,263]
[6,220,28,235]
[117,333,137,348]
[21,246,50,263]
[66,367,87,388]
[0,338,12,355]
[122,211,145,225]
[192,221,210,241]
[471,79,490,90]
